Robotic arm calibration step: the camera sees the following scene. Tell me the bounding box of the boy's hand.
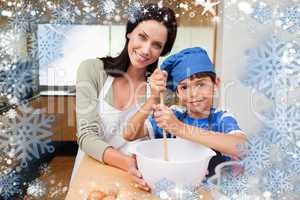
[153,104,181,133]
[148,68,168,98]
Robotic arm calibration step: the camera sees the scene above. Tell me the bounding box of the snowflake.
[0,60,33,101]
[124,0,142,23]
[243,35,300,100]
[272,103,300,142]
[37,25,65,67]
[248,128,296,168]
[10,1,45,31]
[39,162,52,176]
[281,40,300,66]
[277,6,300,33]
[260,167,293,199]
[219,172,248,197]
[277,40,300,91]
[8,11,32,33]
[50,1,77,25]
[259,102,300,148]
[285,147,300,174]
[0,106,55,168]
[238,128,294,196]
[7,1,45,32]
[250,2,272,24]
[258,128,289,152]
[100,0,118,18]
[0,170,21,200]
[0,58,15,71]
[27,178,48,199]
[180,185,202,200]
[155,184,203,200]
[153,178,176,198]
[268,144,289,167]
[48,181,68,199]
[9,97,19,105]
[195,0,220,16]
[78,1,98,24]
[241,135,271,175]
[5,109,17,119]
[0,29,21,59]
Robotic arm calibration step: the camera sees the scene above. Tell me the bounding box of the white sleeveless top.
[98,75,148,153]
[70,76,150,182]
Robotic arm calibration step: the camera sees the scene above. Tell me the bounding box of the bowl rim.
[132,138,217,164]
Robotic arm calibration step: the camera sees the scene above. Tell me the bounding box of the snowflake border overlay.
[0,106,55,169]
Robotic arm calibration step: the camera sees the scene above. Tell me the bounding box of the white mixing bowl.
[130,138,216,189]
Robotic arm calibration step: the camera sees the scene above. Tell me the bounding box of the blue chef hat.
[160,47,215,91]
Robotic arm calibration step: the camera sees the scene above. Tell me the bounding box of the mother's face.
[127,20,168,70]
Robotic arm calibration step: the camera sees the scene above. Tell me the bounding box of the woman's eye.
[153,43,162,49]
[138,34,146,40]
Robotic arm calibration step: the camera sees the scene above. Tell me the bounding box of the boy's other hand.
[148,68,168,98]
[128,154,151,192]
[153,104,181,133]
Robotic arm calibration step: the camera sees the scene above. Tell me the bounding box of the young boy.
[124,47,246,177]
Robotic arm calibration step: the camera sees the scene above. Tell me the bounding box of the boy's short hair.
[188,72,216,83]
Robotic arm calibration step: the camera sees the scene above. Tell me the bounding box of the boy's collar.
[183,107,216,120]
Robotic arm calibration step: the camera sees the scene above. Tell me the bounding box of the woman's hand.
[153,104,182,133]
[148,68,168,98]
[127,154,150,191]
[87,189,118,200]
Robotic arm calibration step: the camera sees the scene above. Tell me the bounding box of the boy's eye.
[179,85,187,90]
[196,82,205,87]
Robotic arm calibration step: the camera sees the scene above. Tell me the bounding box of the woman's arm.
[76,59,150,191]
[102,147,132,171]
[123,96,159,141]
[153,105,247,157]
[76,59,133,165]
[76,59,112,162]
[103,148,149,191]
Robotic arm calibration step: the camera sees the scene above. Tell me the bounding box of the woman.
[71,3,177,191]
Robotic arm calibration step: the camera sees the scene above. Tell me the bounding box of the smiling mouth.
[189,100,205,104]
[134,51,149,62]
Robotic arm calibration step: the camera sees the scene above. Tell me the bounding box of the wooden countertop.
[66,155,213,200]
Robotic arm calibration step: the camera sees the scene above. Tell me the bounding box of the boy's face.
[176,75,215,118]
